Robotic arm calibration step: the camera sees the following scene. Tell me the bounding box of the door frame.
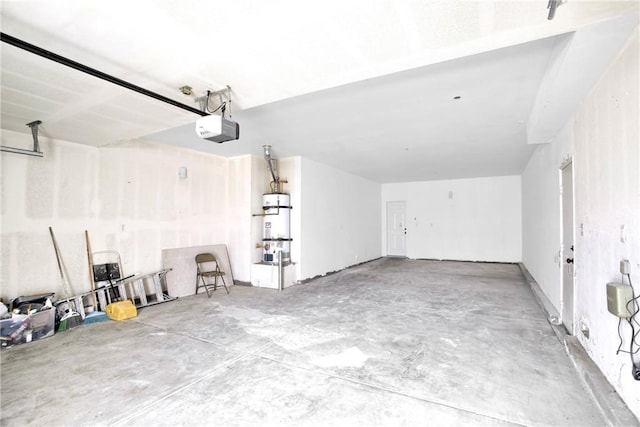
[560,158,575,335]
[386,201,407,257]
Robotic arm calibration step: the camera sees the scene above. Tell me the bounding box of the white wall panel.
[226,155,252,282]
[382,176,522,263]
[0,133,229,299]
[521,26,639,419]
[521,124,573,311]
[299,158,381,280]
[573,28,639,419]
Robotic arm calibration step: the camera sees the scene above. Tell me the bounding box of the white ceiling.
[151,35,563,183]
[1,1,638,182]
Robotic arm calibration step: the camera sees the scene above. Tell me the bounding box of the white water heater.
[262,193,292,264]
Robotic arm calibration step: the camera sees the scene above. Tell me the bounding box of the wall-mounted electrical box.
[607,282,634,318]
[620,260,630,275]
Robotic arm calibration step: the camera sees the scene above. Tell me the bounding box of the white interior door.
[387,201,406,257]
[561,162,575,334]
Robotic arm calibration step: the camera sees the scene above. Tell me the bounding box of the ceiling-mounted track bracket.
[27,120,42,152]
[0,120,45,157]
[547,0,566,20]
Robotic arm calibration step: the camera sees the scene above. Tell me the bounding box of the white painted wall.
[250,155,270,266]
[382,176,522,263]
[1,134,99,299]
[98,141,229,273]
[226,155,253,282]
[1,132,229,300]
[0,135,300,297]
[572,28,639,419]
[521,27,639,419]
[521,124,573,310]
[299,158,381,280]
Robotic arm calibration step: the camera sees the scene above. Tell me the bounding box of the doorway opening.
[386,201,406,257]
[561,160,575,334]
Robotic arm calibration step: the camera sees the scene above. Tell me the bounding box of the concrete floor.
[1,259,610,426]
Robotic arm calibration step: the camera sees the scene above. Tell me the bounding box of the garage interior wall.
[522,27,639,419]
[0,135,369,297]
[521,122,573,310]
[0,132,228,299]
[298,157,381,280]
[226,155,253,282]
[381,176,522,262]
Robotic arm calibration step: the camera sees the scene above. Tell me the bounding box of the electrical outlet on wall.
[620,224,626,243]
[579,319,590,339]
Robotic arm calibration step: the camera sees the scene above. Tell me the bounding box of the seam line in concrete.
[250,352,527,427]
[110,323,266,426]
[112,352,250,426]
[136,321,524,426]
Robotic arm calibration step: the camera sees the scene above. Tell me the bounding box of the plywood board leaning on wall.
[162,245,234,298]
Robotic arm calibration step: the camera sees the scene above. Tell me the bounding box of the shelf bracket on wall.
[0,120,44,157]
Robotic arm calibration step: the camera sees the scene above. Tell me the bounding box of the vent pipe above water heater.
[263,145,280,193]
